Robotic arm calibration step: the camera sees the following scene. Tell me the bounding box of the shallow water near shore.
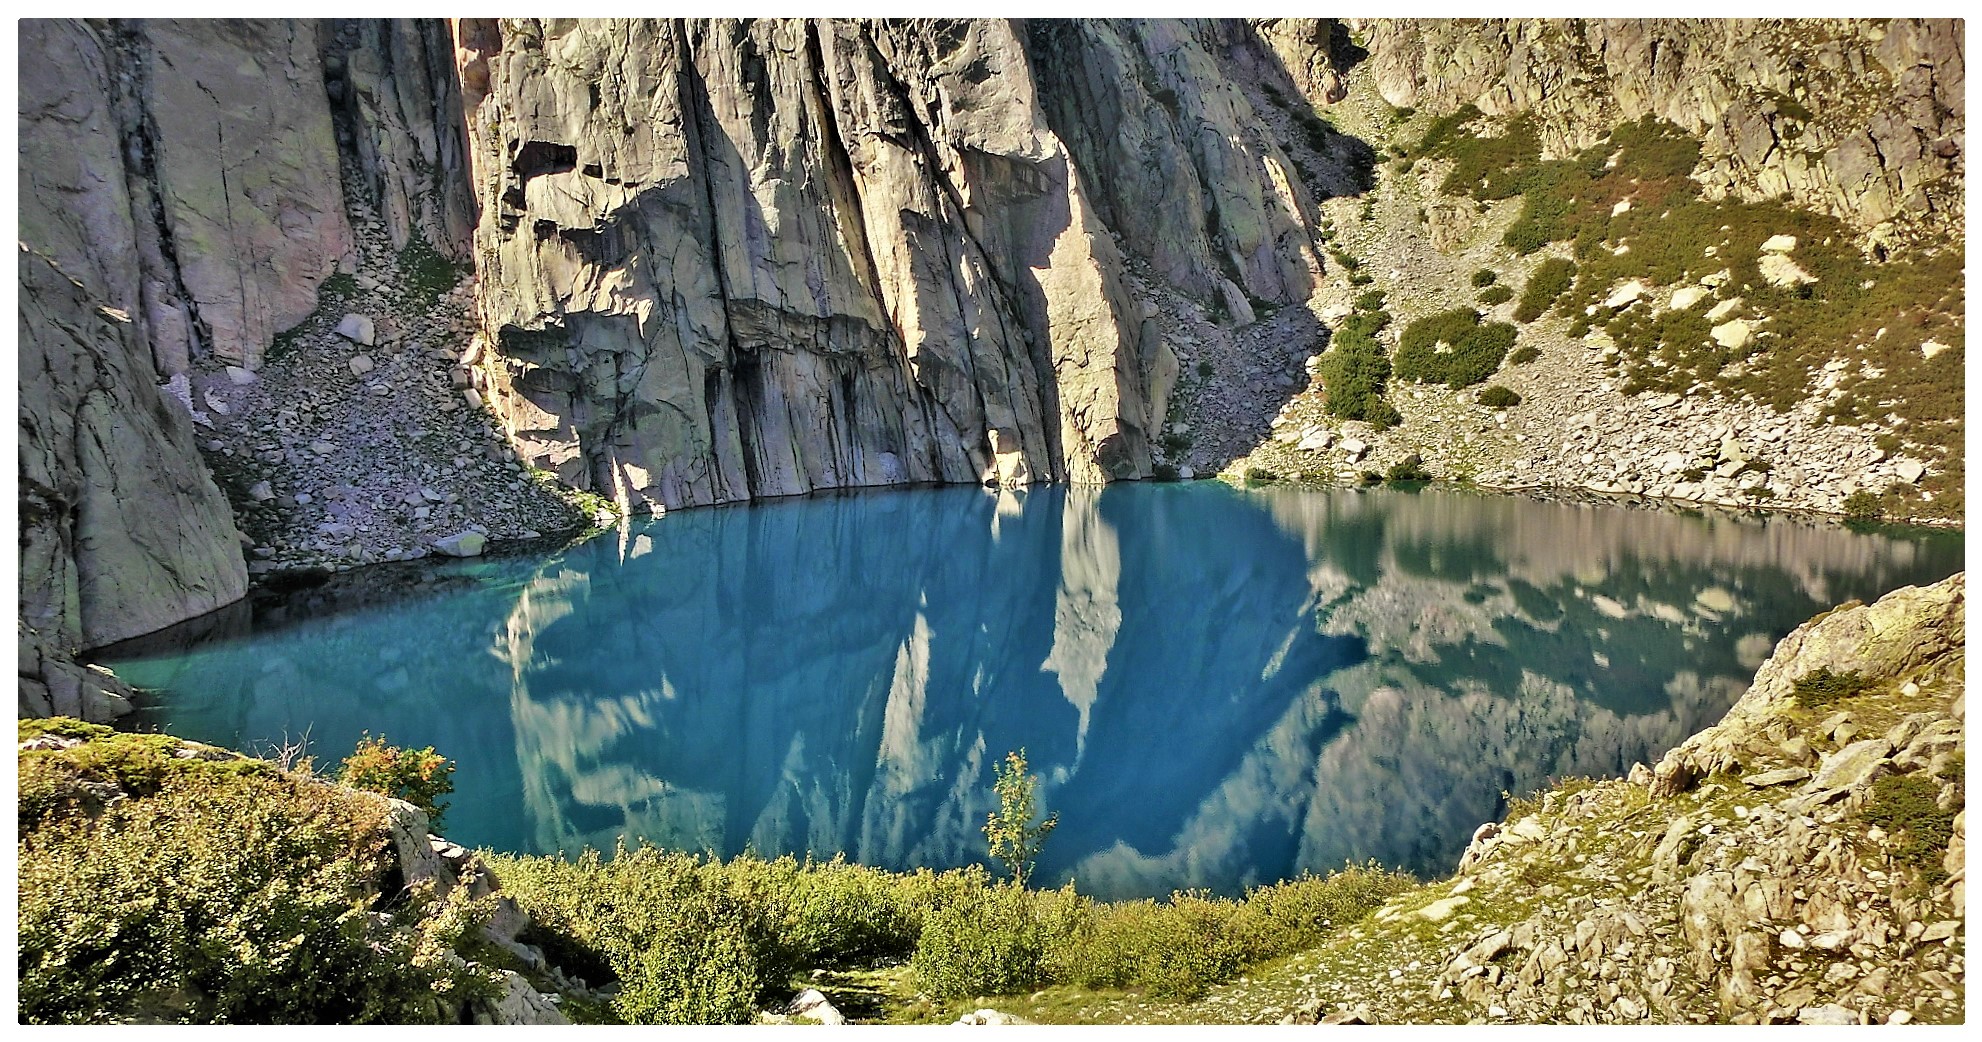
[103,482,1961,899]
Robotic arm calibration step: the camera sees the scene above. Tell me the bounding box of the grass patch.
[1477,284,1513,306]
[397,236,470,310]
[1477,385,1522,409]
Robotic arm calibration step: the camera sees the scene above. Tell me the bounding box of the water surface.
[105,483,1961,898]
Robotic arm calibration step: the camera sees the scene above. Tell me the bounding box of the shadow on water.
[103,482,1961,898]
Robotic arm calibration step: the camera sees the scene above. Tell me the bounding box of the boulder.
[485,970,568,1025]
[1602,280,1650,309]
[1710,319,1752,350]
[1759,253,1816,288]
[1809,738,1891,792]
[788,989,847,1026]
[335,313,377,346]
[1668,286,1708,310]
[433,530,488,558]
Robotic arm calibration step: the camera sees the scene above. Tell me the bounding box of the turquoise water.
[104,483,1961,899]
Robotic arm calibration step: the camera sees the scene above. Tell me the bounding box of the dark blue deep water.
[103,483,1961,899]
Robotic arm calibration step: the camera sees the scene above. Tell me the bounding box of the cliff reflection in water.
[111,484,1961,899]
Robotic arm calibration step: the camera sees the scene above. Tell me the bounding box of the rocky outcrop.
[18,18,477,376]
[17,246,247,717]
[1340,18,1963,247]
[1421,575,1961,1024]
[453,18,1333,513]
[19,20,353,375]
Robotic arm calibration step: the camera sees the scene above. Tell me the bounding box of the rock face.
[1341,18,1963,245]
[18,20,352,375]
[17,19,474,376]
[17,247,248,719]
[452,18,1329,512]
[328,18,477,261]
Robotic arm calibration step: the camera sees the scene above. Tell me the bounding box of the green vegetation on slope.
[1316,298,1402,427]
[1408,108,1963,517]
[17,720,496,1025]
[487,845,1411,1024]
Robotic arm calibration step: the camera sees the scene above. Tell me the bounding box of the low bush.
[1841,490,1883,522]
[1513,258,1576,323]
[1477,284,1513,306]
[18,723,486,1025]
[1471,269,1498,287]
[339,733,456,828]
[1477,385,1522,409]
[1507,345,1541,365]
[1385,456,1433,482]
[1864,774,1957,887]
[911,882,1048,999]
[1394,309,1518,388]
[1791,667,1875,709]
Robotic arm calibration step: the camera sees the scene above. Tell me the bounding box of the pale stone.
[1602,279,1649,309]
[1416,895,1471,921]
[433,530,487,557]
[1668,286,1708,310]
[788,988,847,1026]
[1760,234,1799,253]
[1710,319,1752,350]
[1705,296,1743,322]
[335,313,376,346]
[1759,252,1817,288]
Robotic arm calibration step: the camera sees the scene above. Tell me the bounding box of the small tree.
[984,749,1058,887]
[340,733,457,828]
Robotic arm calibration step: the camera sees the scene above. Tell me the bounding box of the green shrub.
[910,883,1046,999]
[1477,284,1513,306]
[1471,269,1499,287]
[1791,668,1875,709]
[1394,309,1518,388]
[339,734,456,828]
[18,728,483,1024]
[1514,258,1576,322]
[1842,490,1883,522]
[1353,289,1387,312]
[1508,345,1541,365]
[1385,456,1433,482]
[1244,466,1282,483]
[984,749,1058,887]
[1864,774,1956,886]
[1317,307,1399,426]
[1477,385,1522,409]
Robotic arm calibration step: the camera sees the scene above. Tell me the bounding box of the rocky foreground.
[882,573,1966,1025]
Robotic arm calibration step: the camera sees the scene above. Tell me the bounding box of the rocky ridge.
[1344,18,1963,253]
